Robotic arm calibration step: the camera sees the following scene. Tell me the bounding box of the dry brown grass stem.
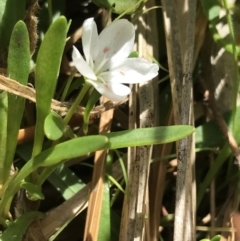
[161,0,196,240]
[149,109,174,241]
[83,97,114,241]
[0,74,127,117]
[119,1,159,240]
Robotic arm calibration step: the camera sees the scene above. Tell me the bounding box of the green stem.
[60,69,76,102]
[36,164,59,187]
[0,160,35,218]
[63,82,91,124]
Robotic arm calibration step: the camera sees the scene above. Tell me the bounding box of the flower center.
[97,75,108,87]
[94,55,108,75]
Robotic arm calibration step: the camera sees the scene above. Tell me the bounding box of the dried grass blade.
[83,97,114,241]
[120,2,158,239]
[161,0,196,240]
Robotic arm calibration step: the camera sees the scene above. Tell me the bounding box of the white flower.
[72,18,159,101]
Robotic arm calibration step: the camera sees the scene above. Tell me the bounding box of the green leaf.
[0,0,25,54]
[92,0,144,14]
[195,106,240,148]
[128,51,139,58]
[110,211,121,240]
[0,92,8,191]
[20,182,45,201]
[195,120,224,148]
[106,125,194,149]
[98,181,111,241]
[0,135,109,217]
[201,0,220,21]
[200,235,221,241]
[48,164,86,200]
[0,125,193,216]
[0,0,7,20]
[98,154,112,241]
[5,20,30,184]
[201,0,240,55]
[0,211,44,241]
[44,112,65,140]
[33,16,68,156]
[211,235,221,241]
[32,125,193,169]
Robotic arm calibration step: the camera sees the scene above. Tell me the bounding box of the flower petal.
[72,46,97,80]
[87,81,131,101]
[99,58,159,84]
[82,18,99,64]
[95,19,135,72]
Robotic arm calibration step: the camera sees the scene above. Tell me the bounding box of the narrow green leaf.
[106,125,194,149]
[0,135,109,217]
[0,0,7,21]
[48,164,86,200]
[0,0,25,54]
[20,182,45,201]
[106,174,125,194]
[33,16,68,156]
[31,136,109,169]
[19,126,193,182]
[44,111,65,140]
[110,211,121,240]
[0,92,8,191]
[98,183,111,241]
[98,153,111,241]
[5,20,30,183]
[0,125,193,216]
[16,144,85,200]
[0,211,44,241]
